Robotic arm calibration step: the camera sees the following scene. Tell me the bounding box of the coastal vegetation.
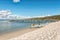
[9,15,60,23]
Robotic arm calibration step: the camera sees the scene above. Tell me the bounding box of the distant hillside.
[29,15,60,20]
[9,15,60,23]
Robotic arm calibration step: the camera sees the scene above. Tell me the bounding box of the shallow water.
[0,21,32,34]
[0,20,54,35]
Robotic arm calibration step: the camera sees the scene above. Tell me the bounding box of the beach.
[0,21,60,40]
[0,28,39,40]
[8,21,60,40]
[0,0,60,40]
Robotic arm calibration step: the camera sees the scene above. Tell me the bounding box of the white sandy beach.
[8,21,60,40]
[0,28,38,40]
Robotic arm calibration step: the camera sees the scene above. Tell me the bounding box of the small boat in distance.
[31,23,43,28]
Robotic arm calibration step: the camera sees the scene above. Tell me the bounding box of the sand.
[8,21,60,40]
[0,28,38,40]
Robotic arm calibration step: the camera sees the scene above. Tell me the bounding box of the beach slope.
[9,21,60,40]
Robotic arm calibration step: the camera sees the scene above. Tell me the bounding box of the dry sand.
[8,21,60,40]
[0,28,38,40]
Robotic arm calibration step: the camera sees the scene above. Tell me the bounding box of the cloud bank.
[0,10,51,19]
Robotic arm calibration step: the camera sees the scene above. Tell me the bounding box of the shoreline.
[8,21,60,40]
[0,28,39,40]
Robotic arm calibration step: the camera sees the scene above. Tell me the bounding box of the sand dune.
[8,21,60,40]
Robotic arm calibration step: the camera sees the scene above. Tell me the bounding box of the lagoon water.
[0,20,54,35]
[0,21,32,35]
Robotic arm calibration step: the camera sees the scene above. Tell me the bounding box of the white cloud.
[13,0,20,3]
[0,10,11,15]
[0,10,52,19]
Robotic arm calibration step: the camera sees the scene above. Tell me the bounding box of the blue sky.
[0,0,60,16]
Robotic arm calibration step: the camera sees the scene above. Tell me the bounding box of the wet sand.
[0,28,39,40]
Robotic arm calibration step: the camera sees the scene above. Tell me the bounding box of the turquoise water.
[0,20,55,35]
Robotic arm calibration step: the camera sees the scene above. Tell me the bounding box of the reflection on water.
[0,20,55,35]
